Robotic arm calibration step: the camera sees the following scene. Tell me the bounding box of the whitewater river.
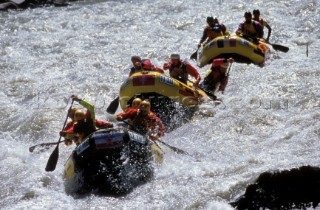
[0,0,319,209]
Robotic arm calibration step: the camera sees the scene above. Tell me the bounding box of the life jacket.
[131,111,157,135]
[243,21,264,38]
[203,66,226,86]
[243,21,258,36]
[257,18,264,27]
[253,17,266,28]
[169,60,188,83]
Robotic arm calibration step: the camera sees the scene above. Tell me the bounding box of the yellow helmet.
[69,107,78,119]
[132,98,142,108]
[74,110,86,121]
[139,100,151,112]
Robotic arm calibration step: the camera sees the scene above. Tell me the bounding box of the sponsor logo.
[239,39,250,47]
[76,140,90,155]
[128,131,145,144]
[132,75,155,86]
[159,75,174,86]
[95,133,124,149]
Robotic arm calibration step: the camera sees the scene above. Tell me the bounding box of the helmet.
[206,16,214,23]
[170,54,180,60]
[74,110,86,121]
[69,107,78,118]
[139,100,151,112]
[253,9,260,15]
[244,11,252,18]
[141,59,152,70]
[132,98,142,108]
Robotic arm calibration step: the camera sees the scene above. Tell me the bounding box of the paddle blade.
[190,50,198,60]
[106,96,119,114]
[29,145,37,153]
[271,44,289,53]
[45,145,59,172]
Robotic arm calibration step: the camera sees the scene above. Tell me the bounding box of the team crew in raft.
[252,9,272,43]
[60,95,113,145]
[236,11,263,43]
[199,57,234,100]
[163,54,201,88]
[116,100,165,141]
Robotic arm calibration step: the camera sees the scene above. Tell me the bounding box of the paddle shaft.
[121,120,190,156]
[225,62,233,76]
[29,139,66,153]
[157,139,190,155]
[267,42,289,53]
[45,100,74,172]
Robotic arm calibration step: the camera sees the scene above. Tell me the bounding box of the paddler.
[163,53,201,88]
[252,9,272,43]
[199,57,234,100]
[116,100,165,141]
[236,11,264,44]
[60,95,113,145]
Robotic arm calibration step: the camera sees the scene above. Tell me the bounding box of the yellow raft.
[119,71,208,111]
[198,34,270,67]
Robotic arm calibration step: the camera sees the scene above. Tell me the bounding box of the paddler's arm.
[71,95,96,126]
[186,62,201,88]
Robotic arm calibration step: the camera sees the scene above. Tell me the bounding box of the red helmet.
[142,59,152,70]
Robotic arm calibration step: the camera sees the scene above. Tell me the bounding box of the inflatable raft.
[64,127,163,194]
[198,34,270,67]
[119,71,209,129]
[119,71,208,110]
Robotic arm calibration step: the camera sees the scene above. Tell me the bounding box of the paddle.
[157,139,190,155]
[121,120,190,156]
[190,49,199,60]
[268,42,289,53]
[106,96,119,114]
[225,62,233,76]
[45,100,74,172]
[29,140,66,153]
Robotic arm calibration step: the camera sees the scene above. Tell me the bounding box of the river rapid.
[0,0,319,209]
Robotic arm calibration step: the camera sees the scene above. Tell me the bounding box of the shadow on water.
[0,0,72,11]
[230,165,320,209]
